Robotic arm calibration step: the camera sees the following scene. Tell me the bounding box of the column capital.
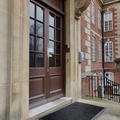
[75,0,91,20]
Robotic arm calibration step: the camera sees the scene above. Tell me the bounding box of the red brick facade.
[103,2,120,84]
[81,0,120,97]
[81,0,103,77]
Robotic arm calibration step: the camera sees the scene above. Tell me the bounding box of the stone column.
[7,0,29,120]
[65,0,91,101]
[65,0,75,98]
[0,0,9,120]
[73,0,91,100]
[75,18,82,99]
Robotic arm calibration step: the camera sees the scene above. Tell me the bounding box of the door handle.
[47,48,49,57]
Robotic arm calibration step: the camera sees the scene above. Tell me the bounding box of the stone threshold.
[29,97,72,120]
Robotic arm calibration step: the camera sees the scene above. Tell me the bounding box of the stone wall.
[0,0,30,120]
[0,0,9,119]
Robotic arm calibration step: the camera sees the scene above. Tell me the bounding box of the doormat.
[40,102,105,120]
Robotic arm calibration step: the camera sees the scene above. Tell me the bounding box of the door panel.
[49,76,63,93]
[29,78,45,98]
[48,11,64,97]
[29,1,47,105]
[29,0,65,107]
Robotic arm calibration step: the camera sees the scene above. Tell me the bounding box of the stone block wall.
[0,0,9,119]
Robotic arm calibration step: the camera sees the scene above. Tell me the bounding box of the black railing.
[83,76,120,103]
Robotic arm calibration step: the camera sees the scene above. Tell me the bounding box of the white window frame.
[99,72,103,86]
[104,12,113,32]
[98,10,101,29]
[93,73,97,90]
[105,72,114,81]
[99,72,104,97]
[92,37,96,62]
[105,72,114,87]
[104,41,114,62]
[105,72,119,94]
[92,2,95,24]
[99,40,102,62]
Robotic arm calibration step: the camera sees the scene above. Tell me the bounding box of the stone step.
[29,97,72,120]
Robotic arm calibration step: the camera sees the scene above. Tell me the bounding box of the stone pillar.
[65,0,91,101]
[65,0,75,98]
[7,0,29,120]
[75,18,82,99]
[0,0,9,119]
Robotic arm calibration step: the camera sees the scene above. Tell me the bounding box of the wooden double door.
[29,0,65,107]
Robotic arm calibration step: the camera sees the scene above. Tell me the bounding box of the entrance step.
[29,97,72,120]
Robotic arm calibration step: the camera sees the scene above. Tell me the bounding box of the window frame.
[99,40,102,62]
[99,72,103,86]
[104,12,113,32]
[48,12,62,67]
[92,2,95,25]
[29,2,45,68]
[104,41,114,62]
[105,72,114,81]
[92,37,96,62]
[98,10,101,30]
[93,73,97,91]
[105,72,114,86]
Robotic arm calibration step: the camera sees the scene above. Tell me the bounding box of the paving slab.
[77,98,120,120]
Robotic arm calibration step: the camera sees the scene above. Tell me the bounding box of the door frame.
[29,0,66,108]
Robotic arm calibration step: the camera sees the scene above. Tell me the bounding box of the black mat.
[40,102,104,120]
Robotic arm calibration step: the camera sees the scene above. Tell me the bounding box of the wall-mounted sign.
[79,52,84,64]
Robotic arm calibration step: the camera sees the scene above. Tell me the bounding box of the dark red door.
[29,0,65,108]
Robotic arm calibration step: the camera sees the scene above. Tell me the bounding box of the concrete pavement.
[77,98,120,120]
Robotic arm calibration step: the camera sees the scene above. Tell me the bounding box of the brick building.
[103,0,120,84]
[81,0,120,86]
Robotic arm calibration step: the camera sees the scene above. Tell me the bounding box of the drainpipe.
[101,10,105,76]
[101,10,106,97]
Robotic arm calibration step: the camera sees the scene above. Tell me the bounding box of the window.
[105,72,114,89]
[92,37,96,62]
[49,14,61,67]
[29,2,44,67]
[99,41,102,62]
[105,72,114,81]
[29,2,62,68]
[92,2,95,24]
[104,12,113,32]
[104,42,113,62]
[99,72,104,97]
[99,72,103,86]
[98,10,101,29]
[93,74,97,90]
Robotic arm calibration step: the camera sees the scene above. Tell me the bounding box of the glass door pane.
[49,13,62,67]
[49,13,55,67]
[29,2,44,68]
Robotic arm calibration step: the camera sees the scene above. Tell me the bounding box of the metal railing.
[82,76,120,103]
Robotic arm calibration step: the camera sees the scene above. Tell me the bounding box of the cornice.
[103,0,120,6]
[96,0,120,7]
[96,0,104,7]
